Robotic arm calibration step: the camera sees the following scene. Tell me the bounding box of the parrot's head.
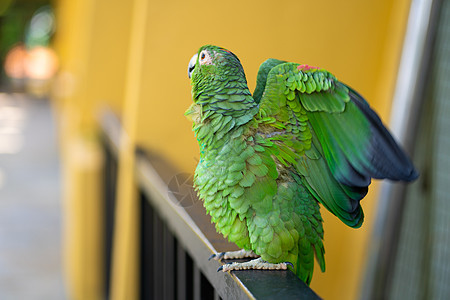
[187,45,247,101]
[186,45,257,127]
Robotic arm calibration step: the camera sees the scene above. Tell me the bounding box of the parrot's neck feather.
[191,105,255,153]
[189,70,259,151]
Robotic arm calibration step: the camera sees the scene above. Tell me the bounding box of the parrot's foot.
[208,249,259,261]
[217,257,293,272]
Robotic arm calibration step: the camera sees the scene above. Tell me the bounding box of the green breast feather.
[186,45,418,285]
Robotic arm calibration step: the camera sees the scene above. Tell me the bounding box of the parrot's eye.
[199,50,212,66]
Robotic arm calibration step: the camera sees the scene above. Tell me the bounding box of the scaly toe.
[208,249,258,261]
[217,258,291,272]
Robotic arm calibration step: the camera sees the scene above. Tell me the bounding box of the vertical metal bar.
[192,263,202,300]
[140,193,154,299]
[153,210,164,300]
[103,140,117,298]
[200,272,215,299]
[163,224,175,300]
[176,243,186,300]
[193,264,201,300]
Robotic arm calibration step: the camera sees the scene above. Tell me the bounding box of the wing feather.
[256,62,417,228]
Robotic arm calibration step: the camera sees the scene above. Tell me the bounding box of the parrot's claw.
[218,257,293,272]
[209,249,259,261]
[209,252,225,261]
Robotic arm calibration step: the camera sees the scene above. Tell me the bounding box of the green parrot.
[185,45,418,284]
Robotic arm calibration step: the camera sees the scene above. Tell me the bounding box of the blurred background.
[0,0,449,299]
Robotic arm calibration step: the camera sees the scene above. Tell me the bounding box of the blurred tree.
[0,0,51,83]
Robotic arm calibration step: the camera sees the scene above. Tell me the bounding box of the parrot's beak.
[188,53,198,78]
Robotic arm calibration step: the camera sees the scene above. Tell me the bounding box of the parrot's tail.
[295,239,325,285]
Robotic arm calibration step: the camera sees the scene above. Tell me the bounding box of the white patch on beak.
[188,53,198,78]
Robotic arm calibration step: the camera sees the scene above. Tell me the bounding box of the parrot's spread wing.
[253,58,286,104]
[255,62,418,228]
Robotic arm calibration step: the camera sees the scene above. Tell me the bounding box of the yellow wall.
[53,0,412,299]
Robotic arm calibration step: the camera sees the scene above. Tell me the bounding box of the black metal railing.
[102,117,119,300]
[100,109,321,300]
